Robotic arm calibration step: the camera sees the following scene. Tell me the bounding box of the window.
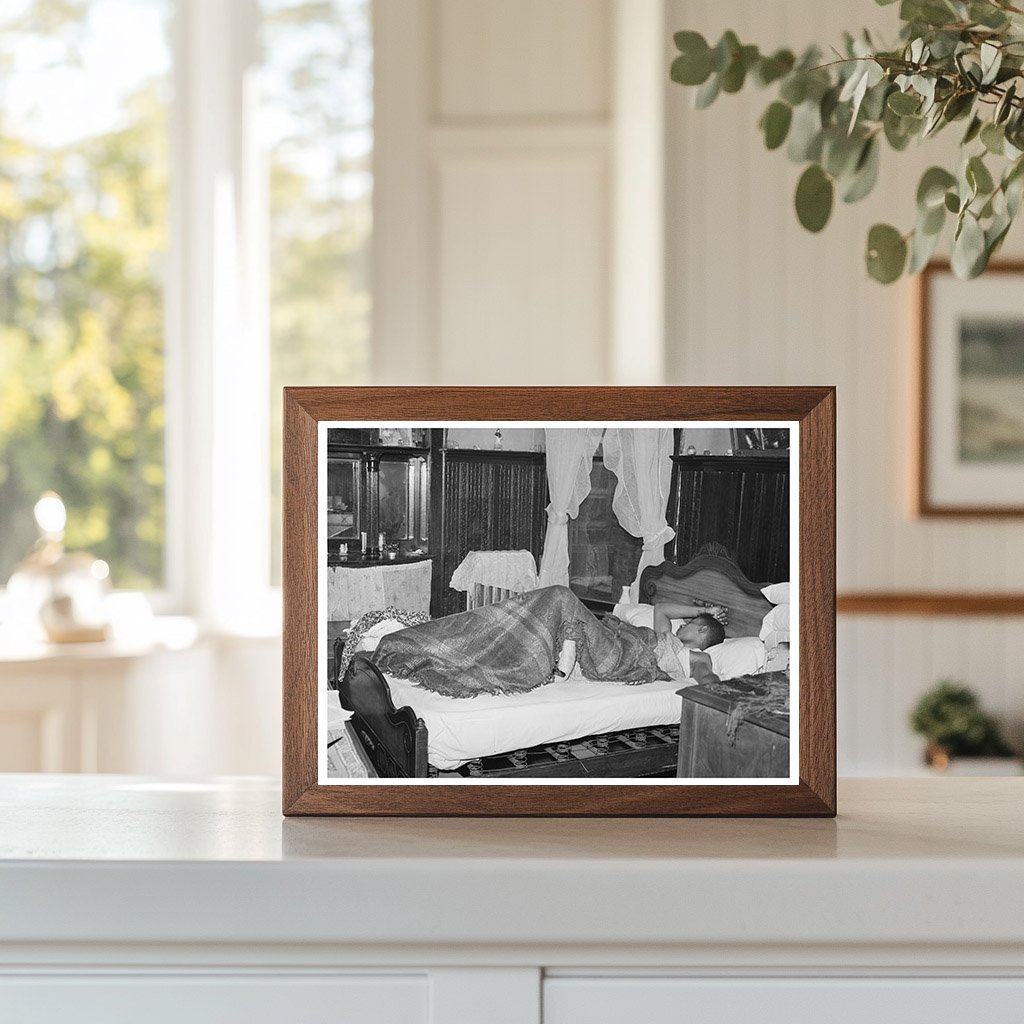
[0,0,172,589]
[0,0,374,619]
[261,0,373,581]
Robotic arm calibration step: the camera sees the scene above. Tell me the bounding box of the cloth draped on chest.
[371,585,669,698]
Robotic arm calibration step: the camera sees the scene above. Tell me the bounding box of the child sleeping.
[371,584,727,699]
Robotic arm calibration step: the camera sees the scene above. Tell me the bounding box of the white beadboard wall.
[665,0,1024,772]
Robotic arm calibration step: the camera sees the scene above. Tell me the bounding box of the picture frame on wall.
[282,387,836,817]
[917,261,1024,517]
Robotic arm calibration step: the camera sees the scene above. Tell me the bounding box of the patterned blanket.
[372,585,668,698]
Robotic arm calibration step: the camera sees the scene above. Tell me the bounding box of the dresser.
[2,777,1023,1022]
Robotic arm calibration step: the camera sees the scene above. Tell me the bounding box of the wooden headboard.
[638,554,776,639]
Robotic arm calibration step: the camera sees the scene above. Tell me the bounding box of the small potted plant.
[910,680,1019,773]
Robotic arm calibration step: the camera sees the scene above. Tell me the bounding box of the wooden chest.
[677,683,790,778]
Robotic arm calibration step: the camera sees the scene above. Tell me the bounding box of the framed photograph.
[282,387,835,816]
[917,261,1024,516]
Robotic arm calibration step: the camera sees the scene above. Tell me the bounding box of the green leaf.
[820,85,841,126]
[981,122,1005,155]
[980,41,1002,86]
[760,101,793,150]
[969,2,1009,29]
[787,101,823,162]
[860,80,892,123]
[840,58,884,131]
[944,190,961,213]
[908,221,943,273]
[926,30,962,60]
[951,212,987,278]
[996,82,1017,125]
[753,49,795,87]
[1004,157,1024,217]
[967,154,995,196]
[694,73,721,109]
[902,0,960,27]
[795,164,834,232]
[710,31,740,73]
[888,91,921,116]
[921,200,946,236]
[922,105,945,138]
[942,92,974,123]
[866,224,908,283]
[671,32,713,86]
[962,115,983,145]
[822,128,863,178]
[884,106,922,150]
[779,74,807,106]
[917,166,957,210]
[842,137,880,203]
[721,44,759,93]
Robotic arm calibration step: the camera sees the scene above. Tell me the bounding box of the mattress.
[383,672,692,770]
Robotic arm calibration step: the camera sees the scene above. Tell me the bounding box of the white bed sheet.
[382,673,694,770]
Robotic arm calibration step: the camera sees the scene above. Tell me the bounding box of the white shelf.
[2,775,1023,1021]
[1,775,1022,953]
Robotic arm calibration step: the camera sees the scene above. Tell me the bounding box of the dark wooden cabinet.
[667,454,789,584]
[429,449,548,618]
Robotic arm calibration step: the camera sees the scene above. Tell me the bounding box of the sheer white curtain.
[537,427,604,587]
[603,427,675,602]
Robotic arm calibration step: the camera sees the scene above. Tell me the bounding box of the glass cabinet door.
[378,456,428,548]
[326,457,360,541]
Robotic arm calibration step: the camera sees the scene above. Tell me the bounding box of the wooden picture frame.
[917,261,1024,517]
[282,387,836,817]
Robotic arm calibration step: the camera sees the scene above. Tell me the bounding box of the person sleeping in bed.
[371,584,727,700]
[647,601,726,688]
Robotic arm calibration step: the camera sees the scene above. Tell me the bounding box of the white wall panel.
[438,0,611,120]
[666,0,1024,774]
[436,151,608,384]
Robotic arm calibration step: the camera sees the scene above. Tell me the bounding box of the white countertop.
[1,775,1022,956]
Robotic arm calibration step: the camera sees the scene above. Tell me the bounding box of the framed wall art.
[917,261,1024,517]
[282,387,836,816]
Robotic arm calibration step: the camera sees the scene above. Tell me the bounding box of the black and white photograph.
[320,422,796,783]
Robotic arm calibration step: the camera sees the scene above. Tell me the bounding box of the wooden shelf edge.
[838,592,1024,616]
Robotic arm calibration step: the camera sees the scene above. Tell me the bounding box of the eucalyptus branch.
[670,0,1024,283]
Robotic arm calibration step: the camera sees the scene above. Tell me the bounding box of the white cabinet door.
[0,974,428,1024]
[544,977,1024,1024]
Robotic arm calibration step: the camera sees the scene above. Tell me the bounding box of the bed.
[335,551,785,779]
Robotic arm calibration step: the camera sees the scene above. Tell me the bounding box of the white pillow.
[611,602,686,633]
[706,636,767,679]
[759,603,790,642]
[761,582,790,605]
[355,618,409,652]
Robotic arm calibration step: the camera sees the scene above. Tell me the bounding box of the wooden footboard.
[338,654,429,777]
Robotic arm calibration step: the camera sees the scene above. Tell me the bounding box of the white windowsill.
[0,616,202,665]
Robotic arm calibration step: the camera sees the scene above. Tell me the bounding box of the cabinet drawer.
[0,974,427,1024]
[544,977,1024,1023]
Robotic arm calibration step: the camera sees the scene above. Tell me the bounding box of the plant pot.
[924,743,1023,776]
